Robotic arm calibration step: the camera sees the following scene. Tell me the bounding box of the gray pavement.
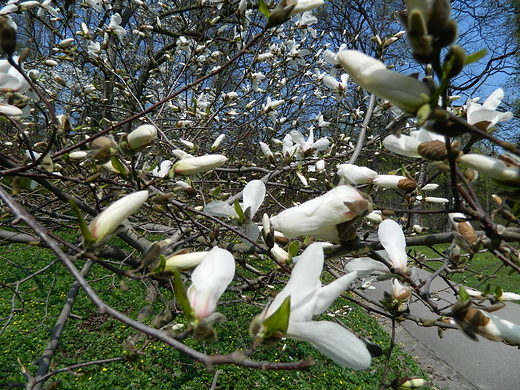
[365,269,520,390]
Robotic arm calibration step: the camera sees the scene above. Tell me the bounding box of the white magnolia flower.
[267,0,324,28]
[322,74,349,102]
[500,292,520,301]
[164,251,209,272]
[337,164,377,185]
[282,133,299,160]
[365,211,383,224]
[337,50,431,113]
[378,219,408,271]
[188,247,235,321]
[315,113,330,127]
[289,0,324,16]
[88,191,148,242]
[256,243,371,370]
[262,96,285,112]
[270,185,372,242]
[205,180,266,242]
[290,129,329,156]
[87,41,101,55]
[459,154,520,185]
[108,13,127,40]
[466,88,513,130]
[151,160,173,178]
[69,151,88,161]
[173,155,227,176]
[0,58,31,92]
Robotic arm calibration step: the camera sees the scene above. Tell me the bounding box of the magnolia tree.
[0,0,519,389]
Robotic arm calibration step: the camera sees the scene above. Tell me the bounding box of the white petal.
[204,201,239,218]
[189,247,235,319]
[265,243,323,318]
[344,257,390,278]
[308,271,358,316]
[287,321,371,370]
[378,219,407,270]
[459,154,520,182]
[243,180,265,217]
[484,311,520,345]
[383,134,421,158]
[482,88,504,110]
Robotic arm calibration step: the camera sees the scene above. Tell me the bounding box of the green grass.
[1,237,432,389]
[410,244,520,295]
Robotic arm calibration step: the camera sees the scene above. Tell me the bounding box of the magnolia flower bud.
[373,175,417,192]
[392,279,411,301]
[163,251,209,272]
[424,196,449,204]
[68,151,88,161]
[88,191,148,243]
[449,212,477,246]
[211,134,225,151]
[0,103,23,117]
[459,154,520,185]
[89,136,115,149]
[337,50,431,113]
[391,376,428,389]
[444,45,466,79]
[417,140,447,160]
[126,124,158,152]
[259,142,275,163]
[173,155,227,176]
[0,16,17,57]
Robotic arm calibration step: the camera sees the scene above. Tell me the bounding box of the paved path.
[365,269,520,390]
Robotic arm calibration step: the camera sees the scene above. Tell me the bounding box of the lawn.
[0,236,432,389]
[410,244,520,296]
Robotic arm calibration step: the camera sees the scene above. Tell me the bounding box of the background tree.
[1,1,520,389]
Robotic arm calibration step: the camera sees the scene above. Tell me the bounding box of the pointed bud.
[163,251,209,272]
[88,191,148,243]
[0,16,17,57]
[126,124,158,152]
[173,155,227,176]
[417,140,447,160]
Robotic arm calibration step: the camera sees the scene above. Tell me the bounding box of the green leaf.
[69,198,95,246]
[173,271,195,323]
[110,156,127,177]
[287,241,300,260]
[458,285,470,302]
[495,285,503,299]
[151,254,166,275]
[262,296,290,338]
[258,0,270,19]
[233,198,245,222]
[464,49,487,66]
[483,283,491,296]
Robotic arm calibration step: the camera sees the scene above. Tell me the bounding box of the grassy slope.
[1,238,431,389]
